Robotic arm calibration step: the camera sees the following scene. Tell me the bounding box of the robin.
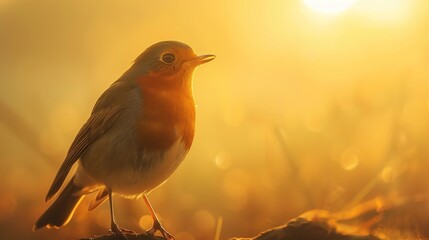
[34,41,215,240]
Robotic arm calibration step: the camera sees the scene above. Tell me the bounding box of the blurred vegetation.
[1,0,429,240]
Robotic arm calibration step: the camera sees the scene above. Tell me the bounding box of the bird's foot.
[146,220,175,240]
[109,222,130,240]
[119,227,137,235]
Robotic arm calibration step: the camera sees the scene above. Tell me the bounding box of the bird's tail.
[34,177,84,230]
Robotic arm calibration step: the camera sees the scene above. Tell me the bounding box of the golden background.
[0,0,428,239]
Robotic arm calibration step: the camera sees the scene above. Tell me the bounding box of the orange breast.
[134,72,195,152]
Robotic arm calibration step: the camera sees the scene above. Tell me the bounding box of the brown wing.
[44,80,137,202]
[45,106,122,202]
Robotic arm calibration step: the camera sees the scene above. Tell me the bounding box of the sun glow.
[303,0,357,14]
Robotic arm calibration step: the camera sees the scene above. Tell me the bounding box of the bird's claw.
[109,223,131,240]
[146,220,175,240]
[119,227,137,235]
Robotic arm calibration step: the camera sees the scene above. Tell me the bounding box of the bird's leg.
[108,189,129,240]
[143,194,175,240]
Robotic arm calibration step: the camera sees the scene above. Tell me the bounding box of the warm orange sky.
[1,1,429,239]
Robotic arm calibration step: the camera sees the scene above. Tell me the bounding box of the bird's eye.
[161,53,176,64]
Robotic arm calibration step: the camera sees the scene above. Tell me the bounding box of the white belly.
[77,132,188,198]
[114,138,188,198]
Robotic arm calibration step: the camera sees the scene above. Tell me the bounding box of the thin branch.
[80,233,164,240]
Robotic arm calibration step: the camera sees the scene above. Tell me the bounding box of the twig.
[230,218,381,240]
[80,233,164,240]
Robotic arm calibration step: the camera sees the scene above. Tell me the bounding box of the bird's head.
[129,41,215,87]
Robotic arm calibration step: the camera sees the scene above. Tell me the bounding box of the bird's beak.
[188,54,216,66]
